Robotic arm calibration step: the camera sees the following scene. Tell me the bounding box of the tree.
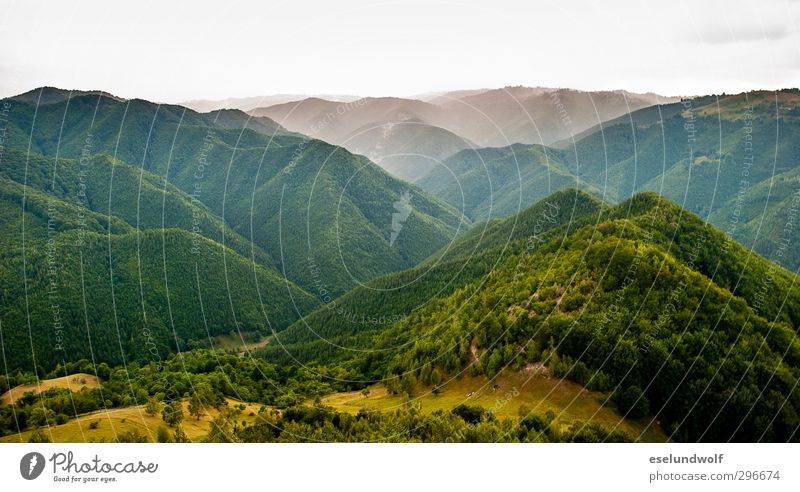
[400,373,417,397]
[28,429,52,443]
[385,376,400,395]
[173,425,191,443]
[204,410,240,443]
[29,406,56,427]
[116,429,149,443]
[452,404,485,425]
[162,400,184,427]
[430,370,442,388]
[188,394,204,420]
[144,397,161,416]
[614,385,650,419]
[156,426,174,443]
[361,388,371,399]
[486,349,504,377]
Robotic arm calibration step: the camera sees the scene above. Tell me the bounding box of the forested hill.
[266,190,800,442]
[415,143,598,220]
[0,88,467,297]
[0,148,320,372]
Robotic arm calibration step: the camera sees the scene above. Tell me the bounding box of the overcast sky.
[1,0,798,102]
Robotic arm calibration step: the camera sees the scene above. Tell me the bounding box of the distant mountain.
[340,120,473,182]
[181,94,361,113]
[250,88,674,179]
[434,87,678,147]
[561,89,800,271]
[251,96,469,181]
[415,143,598,220]
[251,96,443,144]
[415,89,800,271]
[415,88,490,105]
[202,108,294,137]
[9,86,125,105]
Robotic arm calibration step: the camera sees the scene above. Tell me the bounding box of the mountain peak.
[614,191,685,217]
[8,86,125,105]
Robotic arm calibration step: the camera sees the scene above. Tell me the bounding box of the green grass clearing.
[0,373,101,405]
[0,398,264,443]
[322,370,666,442]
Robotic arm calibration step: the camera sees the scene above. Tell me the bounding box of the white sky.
[1,0,798,102]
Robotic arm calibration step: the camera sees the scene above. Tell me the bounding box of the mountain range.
[249,88,678,182]
[404,89,800,273]
[181,93,362,114]
[1,85,799,443]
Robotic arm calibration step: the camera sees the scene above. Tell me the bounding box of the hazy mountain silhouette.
[250,87,676,179]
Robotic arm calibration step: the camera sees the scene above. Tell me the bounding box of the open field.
[322,371,667,442]
[0,373,101,405]
[0,398,264,443]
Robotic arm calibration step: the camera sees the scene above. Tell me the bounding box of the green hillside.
[201,108,292,137]
[223,138,466,296]
[0,148,275,268]
[261,190,606,366]
[706,161,800,273]
[1,89,467,296]
[329,192,800,441]
[0,196,319,371]
[415,143,598,220]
